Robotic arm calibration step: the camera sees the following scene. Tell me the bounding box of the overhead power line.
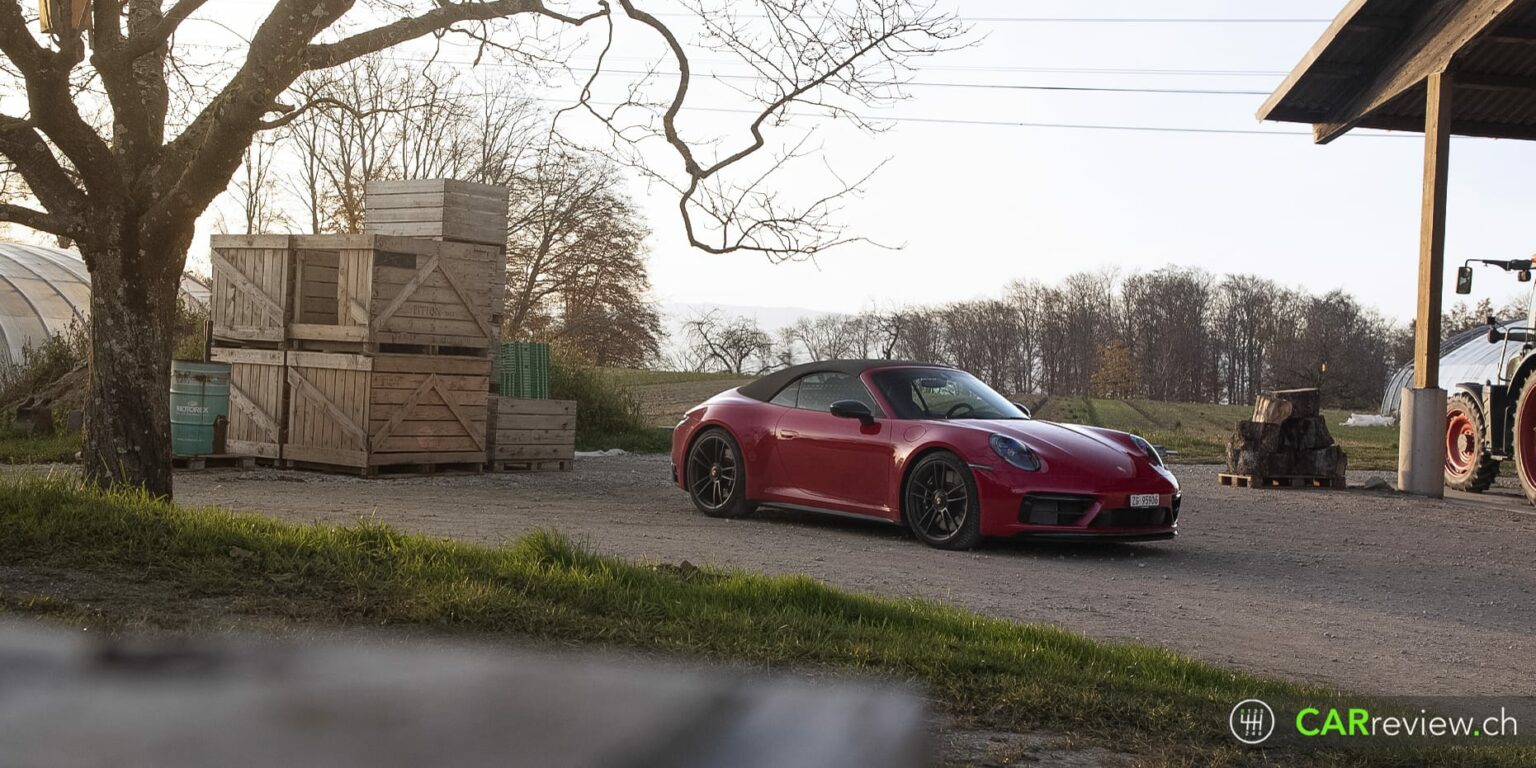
[546,99,1414,139]
[651,13,1333,24]
[595,68,1271,96]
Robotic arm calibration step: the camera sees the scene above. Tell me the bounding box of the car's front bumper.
[971,465,1181,540]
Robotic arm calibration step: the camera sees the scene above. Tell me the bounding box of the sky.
[162,0,1536,324]
[627,0,1536,323]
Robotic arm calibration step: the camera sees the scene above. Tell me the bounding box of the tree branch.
[0,202,83,237]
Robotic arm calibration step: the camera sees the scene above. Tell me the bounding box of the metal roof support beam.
[1313,0,1523,145]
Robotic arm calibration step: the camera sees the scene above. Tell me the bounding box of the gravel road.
[170,457,1535,697]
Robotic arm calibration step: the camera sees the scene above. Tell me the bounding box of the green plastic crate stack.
[496,341,550,399]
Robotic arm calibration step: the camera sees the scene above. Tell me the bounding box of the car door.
[772,372,893,515]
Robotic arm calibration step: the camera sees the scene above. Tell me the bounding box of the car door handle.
[780,429,799,440]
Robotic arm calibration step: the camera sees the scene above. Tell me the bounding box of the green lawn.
[1035,398,1398,471]
[2,479,1522,765]
[0,430,80,464]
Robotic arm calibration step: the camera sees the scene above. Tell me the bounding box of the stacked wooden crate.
[364,179,508,330]
[208,181,508,475]
[486,396,576,471]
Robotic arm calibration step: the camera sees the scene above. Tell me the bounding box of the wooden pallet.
[1219,473,1342,489]
[488,459,574,473]
[173,454,259,471]
[285,459,486,477]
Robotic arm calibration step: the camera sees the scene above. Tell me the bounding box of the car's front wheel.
[685,428,755,518]
[903,452,983,550]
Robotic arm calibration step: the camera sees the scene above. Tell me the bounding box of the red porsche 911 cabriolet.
[670,360,1180,549]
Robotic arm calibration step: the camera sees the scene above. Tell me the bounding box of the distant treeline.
[679,267,1432,410]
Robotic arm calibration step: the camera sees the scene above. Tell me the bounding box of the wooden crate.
[363,179,509,247]
[285,352,491,472]
[210,235,291,347]
[284,234,500,354]
[488,396,575,471]
[209,348,285,460]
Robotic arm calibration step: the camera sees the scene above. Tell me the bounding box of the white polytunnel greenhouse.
[0,242,210,366]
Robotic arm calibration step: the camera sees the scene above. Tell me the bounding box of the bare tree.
[0,0,960,496]
[681,311,776,375]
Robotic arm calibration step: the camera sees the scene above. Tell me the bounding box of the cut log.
[1252,388,1321,424]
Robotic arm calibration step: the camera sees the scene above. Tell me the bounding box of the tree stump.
[1227,389,1346,483]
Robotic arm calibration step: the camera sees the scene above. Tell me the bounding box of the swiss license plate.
[1129,494,1160,508]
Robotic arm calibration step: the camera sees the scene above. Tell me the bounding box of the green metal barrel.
[170,360,230,456]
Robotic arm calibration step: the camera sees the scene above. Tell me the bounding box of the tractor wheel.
[1444,393,1499,492]
[1511,377,1536,505]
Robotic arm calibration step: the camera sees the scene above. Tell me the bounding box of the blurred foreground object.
[0,621,929,767]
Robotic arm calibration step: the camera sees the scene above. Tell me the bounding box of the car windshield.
[871,368,1027,421]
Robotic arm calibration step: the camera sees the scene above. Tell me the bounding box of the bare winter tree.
[681,311,776,375]
[0,0,961,496]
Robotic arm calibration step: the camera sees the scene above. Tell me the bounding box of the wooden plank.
[370,451,489,466]
[289,368,371,448]
[493,429,577,445]
[290,324,369,343]
[368,374,437,452]
[289,234,376,250]
[211,234,292,250]
[1256,0,1374,122]
[284,444,369,467]
[228,380,279,437]
[1414,71,1452,390]
[494,444,574,461]
[366,178,508,197]
[1312,0,1521,144]
[372,354,490,375]
[211,251,284,327]
[432,376,487,451]
[372,255,441,327]
[226,439,279,459]
[499,399,576,416]
[210,348,283,365]
[490,414,575,431]
[288,351,373,371]
[371,373,488,392]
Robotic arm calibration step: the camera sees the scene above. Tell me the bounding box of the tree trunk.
[79,227,186,499]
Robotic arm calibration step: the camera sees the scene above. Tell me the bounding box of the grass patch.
[0,479,1524,765]
[0,430,80,464]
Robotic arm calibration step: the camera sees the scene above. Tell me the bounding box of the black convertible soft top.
[737,359,951,402]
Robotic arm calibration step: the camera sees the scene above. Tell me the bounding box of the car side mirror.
[1456,266,1474,294]
[1011,402,1033,419]
[829,400,875,426]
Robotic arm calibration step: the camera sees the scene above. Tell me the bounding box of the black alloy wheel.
[686,428,754,518]
[904,452,983,550]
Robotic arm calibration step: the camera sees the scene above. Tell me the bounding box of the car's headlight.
[989,434,1041,472]
[1129,434,1164,467]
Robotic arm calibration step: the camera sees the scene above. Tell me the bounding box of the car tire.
[1511,376,1536,506]
[903,452,983,550]
[1444,392,1499,492]
[685,428,755,518]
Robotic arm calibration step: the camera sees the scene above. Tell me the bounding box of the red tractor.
[1445,258,1536,501]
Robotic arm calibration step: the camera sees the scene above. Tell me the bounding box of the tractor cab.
[1444,258,1536,500]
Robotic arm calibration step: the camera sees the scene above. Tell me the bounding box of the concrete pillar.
[1398,387,1446,497]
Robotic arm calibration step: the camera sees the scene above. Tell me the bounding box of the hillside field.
[612,370,1399,471]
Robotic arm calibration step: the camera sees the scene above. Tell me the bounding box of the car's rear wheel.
[903,452,982,550]
[686,428,755,518]
[1444,392,1498,492]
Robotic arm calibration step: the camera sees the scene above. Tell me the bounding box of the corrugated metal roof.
[1381,319,1527,413]
[1262,0,1536,140]
[0,243,209,366]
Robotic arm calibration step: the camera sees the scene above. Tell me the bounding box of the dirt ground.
[142,457,1535,697]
